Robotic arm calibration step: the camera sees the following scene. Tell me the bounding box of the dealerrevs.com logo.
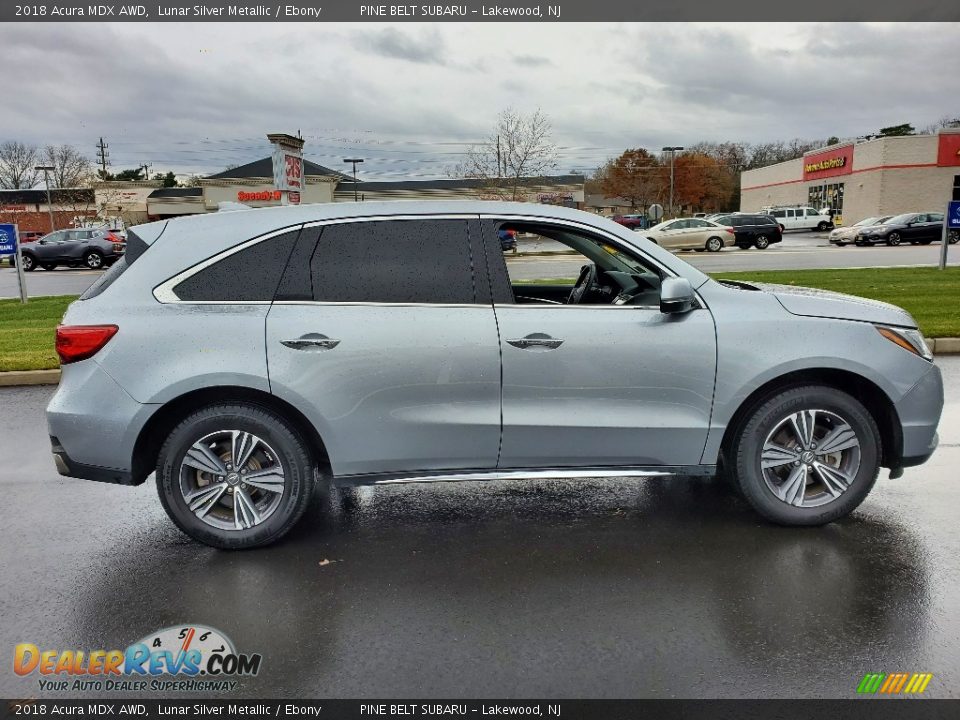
[14,625,262,692]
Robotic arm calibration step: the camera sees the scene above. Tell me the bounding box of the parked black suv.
[710,214,782,249]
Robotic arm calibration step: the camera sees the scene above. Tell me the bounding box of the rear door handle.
[507,334,563,351]
[281,333,340,351]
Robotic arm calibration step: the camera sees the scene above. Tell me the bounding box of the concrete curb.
[0,369,61,387]
[0,338,957,388]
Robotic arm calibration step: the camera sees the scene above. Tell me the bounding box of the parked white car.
[763,206,834,232]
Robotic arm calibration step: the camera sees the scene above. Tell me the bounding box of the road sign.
[648,204,664,221]
[947,200,960,229]
[0,223,16,255]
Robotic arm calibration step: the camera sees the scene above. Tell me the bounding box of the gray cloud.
[0,23,955,181]
[353,27,446,64]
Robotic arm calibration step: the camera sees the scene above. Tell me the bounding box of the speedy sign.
[0,223,17,255]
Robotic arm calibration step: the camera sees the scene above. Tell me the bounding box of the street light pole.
[343,158,364,202]
[35,165,56,233]
[661,146,684,218]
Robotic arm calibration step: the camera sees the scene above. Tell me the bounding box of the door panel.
[267,305,502,476]
[495,305,717,468]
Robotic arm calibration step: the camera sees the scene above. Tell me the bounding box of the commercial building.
[0,188,96,234]
[740,129,960,226]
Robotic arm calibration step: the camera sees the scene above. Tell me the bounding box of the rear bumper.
[50,436,135,485]
[46,360,153,485]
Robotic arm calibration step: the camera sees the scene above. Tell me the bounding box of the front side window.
[309,219,474,304]
[493,221,664,308]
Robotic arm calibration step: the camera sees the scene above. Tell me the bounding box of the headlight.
[876,326,933,361]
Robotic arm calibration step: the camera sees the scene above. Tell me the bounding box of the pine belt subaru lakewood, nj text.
[46,202,943,548]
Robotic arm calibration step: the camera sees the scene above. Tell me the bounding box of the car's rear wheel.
[20,253,36,271]
[83,250,104,269]
[156,403,319,549]
[754,235,770,250]
[41,262,57,271]
[730,386,881,526]
[887,232,901,246]
[705,237,723,252]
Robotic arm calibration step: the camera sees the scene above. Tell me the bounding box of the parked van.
[762,206,833,232]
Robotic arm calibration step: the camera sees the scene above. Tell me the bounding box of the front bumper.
[892,363,944,469]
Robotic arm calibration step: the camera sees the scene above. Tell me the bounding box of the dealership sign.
[803,145,854,181]
[0,223,17,255]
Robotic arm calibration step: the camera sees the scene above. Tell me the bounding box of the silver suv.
[46,202,943,548]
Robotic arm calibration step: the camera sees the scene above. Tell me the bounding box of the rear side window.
[80,230,151,300]
[174,229,300,302]
[309,220,474,304]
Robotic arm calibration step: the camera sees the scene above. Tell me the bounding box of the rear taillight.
[55,325,118,364]
[725,227,735,234]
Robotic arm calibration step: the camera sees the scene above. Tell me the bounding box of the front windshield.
[854,217,879,227]
[885,214,914,225]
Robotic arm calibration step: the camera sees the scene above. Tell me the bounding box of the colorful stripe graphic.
[857,673,933,694]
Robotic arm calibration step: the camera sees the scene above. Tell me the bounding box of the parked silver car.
[46,202,943,548]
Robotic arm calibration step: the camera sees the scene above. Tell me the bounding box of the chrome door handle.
[507,334,563,350]
[281,334,340,351]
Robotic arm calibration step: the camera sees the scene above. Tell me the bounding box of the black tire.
[156,403,319,549]
[705,237,723,252]
[817,221,829,231]
[21,253,36,271]
[84,250,105,269]
[887,232,901,247]
[948,230,958,245]
[41,262,57,271]
[754,235,770,250]
[730,386,881,526]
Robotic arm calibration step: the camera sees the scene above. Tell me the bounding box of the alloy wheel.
[706,238,722,252]
[755,235,769,249]
[179,430,286,531]
[85,252,103,269]
[760,409,861,508]
[888,232,901,246]
[950,230,959,245]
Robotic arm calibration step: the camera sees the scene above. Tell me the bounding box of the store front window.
[808,183,845,225]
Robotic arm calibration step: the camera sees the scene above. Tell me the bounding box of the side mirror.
[660,277,696,314]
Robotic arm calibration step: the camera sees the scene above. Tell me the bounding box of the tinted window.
[174,229,300,302]
[310,220,474,304]
[928,213,943,222]
[80,230,151,301]
[770,210,786,218]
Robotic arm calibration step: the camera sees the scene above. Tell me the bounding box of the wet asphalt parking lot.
[1,359,958,699]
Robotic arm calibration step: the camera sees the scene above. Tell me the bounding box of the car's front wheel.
[21,253,36,271]
[705,237,723,252]
[887,232,902,246]
[949,230,959,245]
[817,221,830,231]
[156,403,319,549]
[730,386,881,526]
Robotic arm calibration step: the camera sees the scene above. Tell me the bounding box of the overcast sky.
[2,22,956,181]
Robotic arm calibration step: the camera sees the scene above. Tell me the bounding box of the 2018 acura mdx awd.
[47,202,943,548]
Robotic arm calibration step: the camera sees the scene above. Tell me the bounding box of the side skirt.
[334,465,717,488]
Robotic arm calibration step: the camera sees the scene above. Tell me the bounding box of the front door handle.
[281,333,340,351]
[507,333,564,351]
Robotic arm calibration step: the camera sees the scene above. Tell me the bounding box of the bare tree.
[43,144,94,188]
[455,108,559,200]
[0,141,40,189]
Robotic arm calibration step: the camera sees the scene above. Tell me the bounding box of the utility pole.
[496,134,501,178]
[95,137,110,178]
[662,146,684,218]
[343,158,364,202]
[34,165,56,233]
